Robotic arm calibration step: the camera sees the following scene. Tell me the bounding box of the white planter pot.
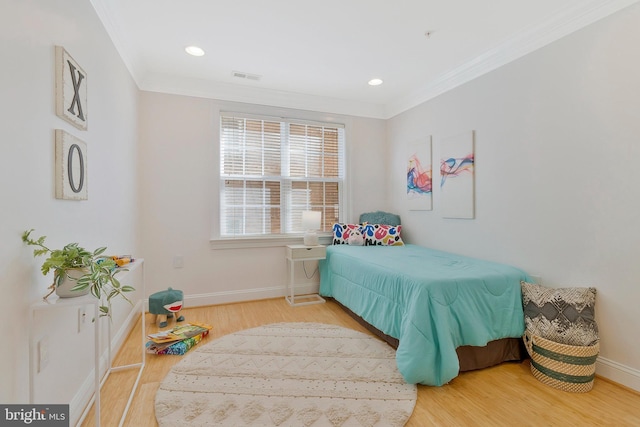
[56,268,91,298]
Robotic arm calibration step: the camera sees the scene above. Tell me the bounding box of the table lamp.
[301,211,321,246]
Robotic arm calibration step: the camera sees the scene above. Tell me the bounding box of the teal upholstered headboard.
[358,211,401,226]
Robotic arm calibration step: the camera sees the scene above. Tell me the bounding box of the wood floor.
[82,298,640,427]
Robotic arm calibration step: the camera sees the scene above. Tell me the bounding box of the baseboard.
[141,283,320,310]
[185,288,640,395]
[596,356,640,392]
[69,367,94,426]
[69,352,112,427]
[110,299,144,352]
[69,299,144,426]
[67,287,638,422]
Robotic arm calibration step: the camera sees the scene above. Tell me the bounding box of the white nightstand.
[285,244,327,306]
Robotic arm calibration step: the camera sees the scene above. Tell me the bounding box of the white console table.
[28,259,145,427]
[285,245,326,306]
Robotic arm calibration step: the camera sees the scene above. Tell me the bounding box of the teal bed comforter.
[319,244,529,386]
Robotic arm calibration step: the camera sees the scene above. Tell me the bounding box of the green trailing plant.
[22,229,135,317]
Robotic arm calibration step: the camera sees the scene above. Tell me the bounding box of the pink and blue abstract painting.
[440,131,475,219]
[406,137,432,211]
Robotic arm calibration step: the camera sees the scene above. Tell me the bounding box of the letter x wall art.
[54,46,88,200]
[55,46,87,130]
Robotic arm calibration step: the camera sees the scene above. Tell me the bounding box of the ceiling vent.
[232,71,262,81]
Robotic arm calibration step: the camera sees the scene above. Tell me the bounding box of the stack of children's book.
[146,321,212,355]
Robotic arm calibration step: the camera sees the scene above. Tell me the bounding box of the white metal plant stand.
[29,259,145,427]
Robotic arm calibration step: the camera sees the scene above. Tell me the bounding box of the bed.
[319,243,531,386]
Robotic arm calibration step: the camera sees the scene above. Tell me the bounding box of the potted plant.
[22,229,135,317]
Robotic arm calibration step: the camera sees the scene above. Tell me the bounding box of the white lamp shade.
[301,211,321,246]
[301,211,321,231]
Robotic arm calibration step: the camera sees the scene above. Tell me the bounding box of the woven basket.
[524,332,599,393]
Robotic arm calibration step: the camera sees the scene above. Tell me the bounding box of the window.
[219,113,345,239]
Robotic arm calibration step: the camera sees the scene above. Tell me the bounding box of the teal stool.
[149,287,185,328]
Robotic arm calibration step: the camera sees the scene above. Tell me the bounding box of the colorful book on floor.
[147,321,212,344]
[146,330,210,355]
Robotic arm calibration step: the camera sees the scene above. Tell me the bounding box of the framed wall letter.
[55,46,88,130]
[440,131,475,219]
[55,130,88,200]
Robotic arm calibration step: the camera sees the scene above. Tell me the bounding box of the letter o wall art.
[55,130,87,200]
[53,46,88,200]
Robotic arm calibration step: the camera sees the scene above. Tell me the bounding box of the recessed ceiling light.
[368,78,383,86]
[185,46,205,57]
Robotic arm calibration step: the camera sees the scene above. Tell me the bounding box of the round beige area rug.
[155,322,416,426]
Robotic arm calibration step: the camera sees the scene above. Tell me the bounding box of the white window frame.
[211,111,347,249]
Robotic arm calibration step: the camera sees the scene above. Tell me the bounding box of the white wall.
[387,4,640,390]
[138,92,388,303]
[0,0,140,413]
[4,0,638,410]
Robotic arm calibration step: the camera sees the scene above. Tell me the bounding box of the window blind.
[220,113,345,238]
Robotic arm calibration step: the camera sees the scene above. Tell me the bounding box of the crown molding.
[90,0,144,85]
[91,0,639,120]
[385,0,640,118]
[140,73,388,119]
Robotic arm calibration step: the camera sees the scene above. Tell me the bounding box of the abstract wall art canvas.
[406,137,432,211]
[440,131,474,219]
[55,130,88,200]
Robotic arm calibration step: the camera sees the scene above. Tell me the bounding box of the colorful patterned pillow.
[362,224,404,246]
[332,223,364,245]
[521,281,598,347]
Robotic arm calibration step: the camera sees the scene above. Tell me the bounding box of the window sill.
[210,234,332,250]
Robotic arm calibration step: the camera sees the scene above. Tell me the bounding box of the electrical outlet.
[38,337,49,373]
[78,307,87,333]
[173,255,184,269]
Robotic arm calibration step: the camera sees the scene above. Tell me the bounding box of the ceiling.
[90,0,636,119]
